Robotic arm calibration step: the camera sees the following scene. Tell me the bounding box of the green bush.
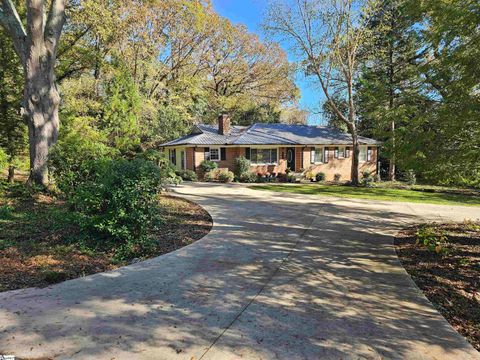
[315,172,326,182]
[69,158,168,260]
[176,169,197,181]
[240,172,258,183]
[361,171,373,187]
[416,225,448,254]
[218,170,235,183]
[200,160,218,173]
[49,130,116,194]
[233,156,251,179]
[0,148,7,171]
[204,170,216,182]
[404,169,416,185]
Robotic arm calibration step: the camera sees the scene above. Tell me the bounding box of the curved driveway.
[1,183,480,359]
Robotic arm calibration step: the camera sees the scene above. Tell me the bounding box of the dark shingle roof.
[160,123,380,147]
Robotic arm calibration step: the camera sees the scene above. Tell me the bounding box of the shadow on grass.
[250,183,480,206]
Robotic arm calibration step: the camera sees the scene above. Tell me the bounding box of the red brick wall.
[183,145,378,181]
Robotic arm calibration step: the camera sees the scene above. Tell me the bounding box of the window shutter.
[221,147,226,161]
[310,148,315,164]
[204,147,210,160]
[245,147,251,160]
[324,148,329,163]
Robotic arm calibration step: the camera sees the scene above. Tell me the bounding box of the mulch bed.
[395,222,480,351]
[0,191,212,292]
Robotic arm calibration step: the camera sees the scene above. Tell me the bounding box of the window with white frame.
[311,147,324,163]
[334,146,346,158]
[250,148,278,164]
[367,147,373,162]
[359,146,367,162]
[209,147,220,161]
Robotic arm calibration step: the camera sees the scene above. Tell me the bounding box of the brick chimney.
[218,113,231,135]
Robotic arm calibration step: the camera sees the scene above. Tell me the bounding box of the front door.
[286,147,295,171]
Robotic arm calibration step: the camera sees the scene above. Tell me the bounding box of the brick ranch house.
[160,115,380,181]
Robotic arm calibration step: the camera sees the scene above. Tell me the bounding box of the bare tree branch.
[0,0,27,64]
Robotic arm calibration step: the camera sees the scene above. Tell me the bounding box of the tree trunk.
[351,133,360,185]
[7,165,15,182]
[388,120,396,181]
[23,0,62,187]
[25,70,60,187]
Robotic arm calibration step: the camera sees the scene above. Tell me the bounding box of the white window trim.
[250,147,279,165]
[359,145,368,163]
[209,147,221,162]
[312,146,327,164]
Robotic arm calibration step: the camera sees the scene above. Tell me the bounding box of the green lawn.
[250,183,480,206]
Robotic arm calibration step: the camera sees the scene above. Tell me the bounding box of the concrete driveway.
[1,183,480,360]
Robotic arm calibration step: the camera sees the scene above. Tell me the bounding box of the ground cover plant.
[0,178,212,292]
[395,221,480,350]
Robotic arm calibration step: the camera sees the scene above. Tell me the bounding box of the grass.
[250,183,480,206]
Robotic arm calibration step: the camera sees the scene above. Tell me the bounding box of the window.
[359,146,367,162]
[250,148,278,164]
[311,147,324,164]
[169,149,176,165]
[324,148,329,163]
[209,147,220,161]
[334,146,345,158]
[367,147,373,162]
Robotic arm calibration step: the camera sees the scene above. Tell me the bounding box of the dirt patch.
[395,222,480,351]
[0,189,212,292]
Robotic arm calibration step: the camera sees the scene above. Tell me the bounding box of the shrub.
[204,170,216,182]
[404,169,416,185]
[361,171,373,187]
[218,170,234,183]
[416,225,448,254]
[0,148,7,171]
[69,158,168,260]
[49,130,116,194]
[315,172,326,182]
[287,174,296,183]
[305,170,315,181]
[176,169,197,182]
[240,172,258,183]
[233,156,251,179]
[334,173,342,183]
[374,173,381,182]
[200,160,218,173]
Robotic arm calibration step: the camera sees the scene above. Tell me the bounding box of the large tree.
[265,0,377,184]
[0,0,66,186]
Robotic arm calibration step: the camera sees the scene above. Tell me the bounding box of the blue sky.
[212,0,324,124]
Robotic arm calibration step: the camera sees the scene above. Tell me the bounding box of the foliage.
[233,156,251,179]
[240,172,258,183]
[334,173,342,183]
[204,171,216,182]
[415,225,448,254]
[361,171,374,187]
[69,159,166,260]
[0,26,26,172]
[0,148,7,171]
[176,169,198,182]
[49,121,116,194]
[200,160,218,173]
[304,171,315,181]
[404,169,416,185]
[316,172,326,182]
[218,170,235,183]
